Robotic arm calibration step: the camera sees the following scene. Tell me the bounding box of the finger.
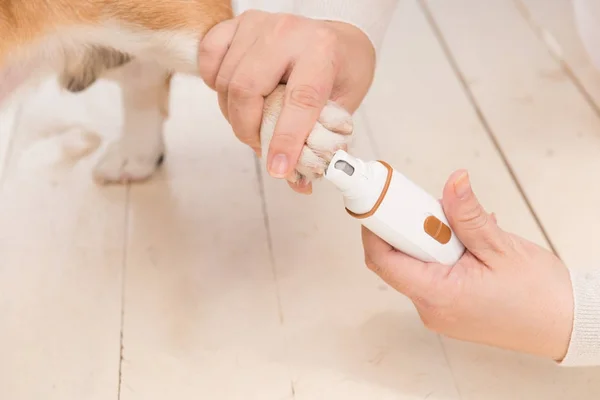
[287,180,312,195]
[218,91,229,121]
[220,93,262,160]
[198,18,240,90]
[213,14,265,94]
[361,226,446,299]
[266,46,336,179]
[442,170,511,263]
[226,41,292,155]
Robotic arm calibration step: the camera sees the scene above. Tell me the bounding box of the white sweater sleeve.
[293,0,400,53]
[559,267,600,366]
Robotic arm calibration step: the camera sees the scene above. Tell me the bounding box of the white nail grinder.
[324,150,465,266]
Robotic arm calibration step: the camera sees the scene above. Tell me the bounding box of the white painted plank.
[0,78,125,400]
[119,76,292,400]
[517,0,600,106]
[4,0,599,398]
[421,0,600,397]
[425,0,600,271]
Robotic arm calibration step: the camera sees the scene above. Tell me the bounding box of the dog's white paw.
[261,84,354,185]
[93,139,164,184]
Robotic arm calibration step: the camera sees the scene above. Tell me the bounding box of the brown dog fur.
[0,1,354,185]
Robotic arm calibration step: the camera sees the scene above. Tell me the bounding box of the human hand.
[362,170,574,361]
[198,10,376,194]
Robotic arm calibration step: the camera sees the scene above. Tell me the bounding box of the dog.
[0,0,354,185]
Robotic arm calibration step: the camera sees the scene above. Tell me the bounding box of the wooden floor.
[2,0,600,399]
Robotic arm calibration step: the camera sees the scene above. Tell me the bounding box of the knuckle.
[244,10,272,30]
[457,202,488,230]
[273,13,301,35]
[240,9,262,20]
[486,235,511,258]
[314,26,338,48]
[420,314,442,333]
[364,252,383,274]
[417,304,447,333]
[233,125,260,148]
[365,257,379,273]
[508,235,527,255]
[198,33,221,57]
[270,129,300,151]
[228,77,255,99]
[214,73,229,93]
[197,41,212,60]
[217,93,229,120]
[235,133,253,147]
[289,85,324,110]
[364,257,394,284]
[418,311,435,330]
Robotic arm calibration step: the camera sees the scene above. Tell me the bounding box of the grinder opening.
[333,160,355,176]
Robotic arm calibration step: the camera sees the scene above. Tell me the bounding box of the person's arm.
[293,0,400,54]
[559,268,600,366]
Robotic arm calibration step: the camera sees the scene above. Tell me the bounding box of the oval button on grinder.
[423,215,452,244]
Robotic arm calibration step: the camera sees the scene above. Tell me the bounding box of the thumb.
[442,170,511,263]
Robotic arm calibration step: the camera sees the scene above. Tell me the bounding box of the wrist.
[549,287,574,362]
[540,261,574,362]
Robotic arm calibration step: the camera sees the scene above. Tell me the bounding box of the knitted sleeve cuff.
[559,267,600,366]
[293,0,400,53]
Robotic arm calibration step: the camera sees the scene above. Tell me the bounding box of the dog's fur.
[0,0,353,184]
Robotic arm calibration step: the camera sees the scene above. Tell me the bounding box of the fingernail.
[298,179,312,193]
[454,171,471,199]
[269,154,288,178]
[298,184,312,195]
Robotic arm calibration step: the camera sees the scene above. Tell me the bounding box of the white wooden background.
[1,1,600,399]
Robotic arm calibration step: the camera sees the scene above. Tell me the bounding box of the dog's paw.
[261,84,354,185]
[93,139,164,184]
